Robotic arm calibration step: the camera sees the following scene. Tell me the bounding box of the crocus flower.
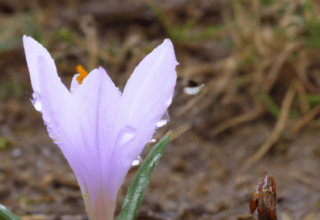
[23,35,177,220]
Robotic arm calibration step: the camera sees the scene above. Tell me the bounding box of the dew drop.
[34,101,42,111]
[184,84,204,95]
[131,155,142,167]
[52,139,60,143]
[156,120,168,128]
[165,96,172,106]
[156,111,170,128]
[32,92,42,111]
[118,126,137,146]
[149,139,157,143]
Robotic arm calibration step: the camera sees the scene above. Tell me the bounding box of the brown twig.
[245,82,296,164]
[170,122,193,141]
[210,105,265,136]
[80,15,98,71]
[262,42,302,93]
[294,79,309,115]
[290,103,320,135]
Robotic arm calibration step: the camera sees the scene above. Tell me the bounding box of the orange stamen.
[76,65,89,84]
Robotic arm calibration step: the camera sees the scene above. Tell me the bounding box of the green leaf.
[307,94,320,107]
[0,137,9,150]
[145,0,170,31]
[0,204,21,220]
[261,0,273,5]
[302,0,320,48]
[0,14,24,53]
[259,92,280,118]
[23,13,41,43]
[118,134,171,220]
[188,24,227,43]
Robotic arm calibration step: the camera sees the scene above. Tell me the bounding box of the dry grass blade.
[295,79,309,115]
[170,122,193,142]
[245,82,296,164]
[80,15,98,71]
[290,103,320,135]
[262,42,303,93]
[210,105,264,136]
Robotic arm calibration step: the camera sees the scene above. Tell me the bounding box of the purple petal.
[23,35,58,94]
[71,67,122,218]
[110,39,178,191]
[70,73,80,94]
[36,56,119,219]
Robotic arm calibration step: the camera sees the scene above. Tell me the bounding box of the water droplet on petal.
[34,102,41,111]
[118,126,137,146]
[131,155,142,167]
[32,92,42,111]
[149,139,157,143]
[165,96,172,106]
[156,111,170,128]
[184,84,204,95]
[44,122,61,143]
[156,120,168,128]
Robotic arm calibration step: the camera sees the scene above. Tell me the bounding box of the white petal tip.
[157,39,178,67]
[23,35,37,45]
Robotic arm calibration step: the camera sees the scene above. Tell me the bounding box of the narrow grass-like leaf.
[259,93,280,118]
[118,134,171,220]
[145,0,170,31]
[260,93,300,118]
[189,24,227,43]
[0,204,21,220]
[307,94,320,107]
[0,137,9,150]
[303,0,320,48]
[23,14,41,43]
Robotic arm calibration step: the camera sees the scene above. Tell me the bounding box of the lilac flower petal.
[111,39,178,191]
[35,56,88,185]
[70,73,80,94]
[23,36,88,199]
[23,35,59,94]
[72,67,122,219]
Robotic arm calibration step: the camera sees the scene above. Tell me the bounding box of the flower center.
[76,65,88,84]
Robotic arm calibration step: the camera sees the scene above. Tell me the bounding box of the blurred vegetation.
[1,0,320,161]
[1,1,320,219]
[0,137,9,150]
[0,13,41,53]
[0,80,24,101]
[145,0,227,44]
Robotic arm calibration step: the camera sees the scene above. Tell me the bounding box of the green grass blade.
[259,93,280,118]
[307,94,320,107]
[0,204,21,220]
[118,134,171,220]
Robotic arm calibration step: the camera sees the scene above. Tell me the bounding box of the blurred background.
[1,0,320,219]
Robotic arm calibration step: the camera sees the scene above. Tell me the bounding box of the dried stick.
[245,82,296,164]
[80,15,98,71]
[294,79,309,115]
[262,42,302,93]
[290,103,320,135]
[210,104,265,136]
[170,122,193,141]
